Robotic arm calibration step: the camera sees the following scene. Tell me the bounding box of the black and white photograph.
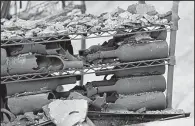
[0,1,194,126]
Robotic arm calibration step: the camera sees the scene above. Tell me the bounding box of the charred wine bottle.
[114,92,166,111]
[87,75,166,97]
[6,77,77,96]
[8,93,52,115]
[86,41,168,62]
[1,54,83,76]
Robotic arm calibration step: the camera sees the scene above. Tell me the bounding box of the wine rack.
[1,2,179,110]
[1,58,169,84]
[1,2,191,126]
[1,21,174,107]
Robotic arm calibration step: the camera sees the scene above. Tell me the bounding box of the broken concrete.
[43,99,88,126]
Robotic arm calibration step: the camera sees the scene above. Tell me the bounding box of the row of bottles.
[86,75,167,111]
[2,30,169,113]
[82,31,169,112]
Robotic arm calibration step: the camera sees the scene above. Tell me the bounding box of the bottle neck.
[97,85,115,94]
[100,50,117,58]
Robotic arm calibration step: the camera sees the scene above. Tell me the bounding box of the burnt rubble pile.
[1,3,172,40]
[1,2,186,126]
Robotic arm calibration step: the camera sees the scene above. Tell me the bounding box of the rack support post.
[80,1,86,86]
[166,1,180,108]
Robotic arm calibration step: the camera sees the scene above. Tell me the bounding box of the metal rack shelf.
[0,2,182,125]
[1,23,171,47]
[1,58,169,84]
[0,1,179,110]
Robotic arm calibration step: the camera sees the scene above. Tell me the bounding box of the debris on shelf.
[67,92,107,110]
[1,3,171,40]
[127,3,157,15]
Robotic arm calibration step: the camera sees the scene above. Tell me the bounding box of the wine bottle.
[1,54,41,76]
[1,54,83,76]
[96,65,165,78]
[114,92,166,111]
[87,75,166,97]
[8,93,52,115]
[62,61,83,69]
[6,77,77,96]
[86,41,168,62]
[46,55,83,71]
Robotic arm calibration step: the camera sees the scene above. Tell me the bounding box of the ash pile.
[1,2,186,126]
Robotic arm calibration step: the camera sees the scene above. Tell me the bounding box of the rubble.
[67,92,106,110]
[1,4,171,40]
[43,99,88,126]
